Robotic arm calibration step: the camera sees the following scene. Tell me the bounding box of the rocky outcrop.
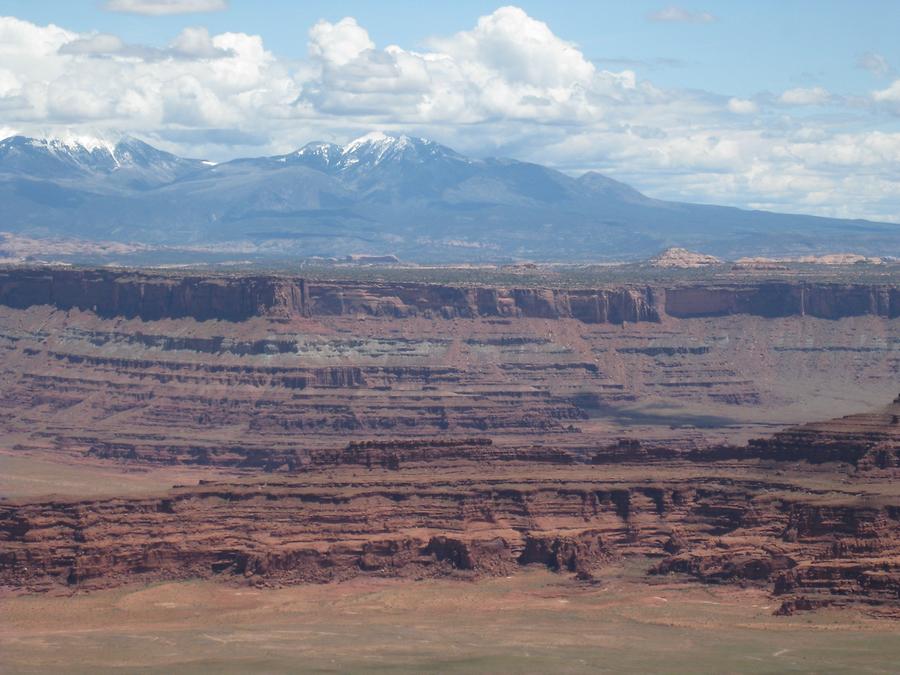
[654,493,900,614]
[649,247,722,268]
[518,530,611,577]
[744,394,900,467]
[2,268,897,324]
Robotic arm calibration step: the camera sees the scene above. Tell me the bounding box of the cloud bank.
[0,7,898,223]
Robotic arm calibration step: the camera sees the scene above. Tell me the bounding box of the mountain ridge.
[0,132,897,262]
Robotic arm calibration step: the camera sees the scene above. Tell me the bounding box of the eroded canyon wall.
[3,451,900,615]
[0,267,897,467]
[665,284,899,319]
[0,269,308,321]
[1,268,897,323]
[1,266,899,615]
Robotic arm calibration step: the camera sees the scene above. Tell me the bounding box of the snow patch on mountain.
[18,133,121,160]
[343,131,400,154]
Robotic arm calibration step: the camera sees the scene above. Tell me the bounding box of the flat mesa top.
[1,261,897,289]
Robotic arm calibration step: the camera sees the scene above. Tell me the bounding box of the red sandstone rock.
[1,267,899,617]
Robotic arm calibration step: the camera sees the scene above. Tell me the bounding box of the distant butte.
[648,247,723,268]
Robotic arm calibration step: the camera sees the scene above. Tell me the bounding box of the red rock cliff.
[0,268,896,323]
[0,269,308,321]
[665,283,899,319]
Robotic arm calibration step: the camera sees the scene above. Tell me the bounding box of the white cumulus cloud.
[428,6,595,88]
[301,7,642,127]
[0,14,296,143]
[58,33,125,55]
[873,79,900,102]
[780,86,831,106]
[104,0,228,15]
[308,17,374,67]
[0,8,897,223]
[727,97,758,114]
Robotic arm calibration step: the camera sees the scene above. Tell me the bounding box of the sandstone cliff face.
[665,283,899,319]
[0,474,648,589]
[306,284,661,324]
[0,472,771,590]
[744,395,900,467]
[3,461,900,616]
[1,268,896,324]
[0,269,309,322]
[0,269,660,324]
[654,494,900,615]
[0,267,896,470]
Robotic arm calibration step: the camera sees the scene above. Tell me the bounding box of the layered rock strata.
[1,268,897,323]
[0,267,898,617]
[3,445,900,616]
[745,394,900,468]
[0,268,896,464]
[0,269,659,323]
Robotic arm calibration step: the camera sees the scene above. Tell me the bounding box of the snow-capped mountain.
[337,132,468,168]
[0,135,207,189]
[0,131,897,261]
[0,135,121,177]
[262,133,468,174]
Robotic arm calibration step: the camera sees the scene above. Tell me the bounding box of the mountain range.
[1,132,897,262]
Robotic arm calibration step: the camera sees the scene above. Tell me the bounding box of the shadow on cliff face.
[572,394,739,428]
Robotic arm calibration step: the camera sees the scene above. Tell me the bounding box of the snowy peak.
[340,132,464,168]
[296,141,342,160]
[2,134,135,168]
[343,131,400,154]
[28,134,118,156]
[284,141,344,171]
[0,134,206,187]
[3,132,113,156]
[278,133,467,174]
[110,137,192,168]
[0,135,122,177]
[343,131,429,157]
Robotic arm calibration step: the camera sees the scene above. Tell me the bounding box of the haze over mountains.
[1,132,897,263]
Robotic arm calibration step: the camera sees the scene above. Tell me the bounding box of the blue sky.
[0,1,899,222]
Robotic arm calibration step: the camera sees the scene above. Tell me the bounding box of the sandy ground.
[2,561,900,674]
[0,448,232,500]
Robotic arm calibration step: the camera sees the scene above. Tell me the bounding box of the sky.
[1,0,899,222]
